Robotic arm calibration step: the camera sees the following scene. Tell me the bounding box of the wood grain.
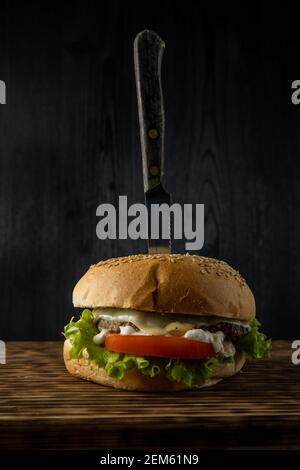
[0,341,299,450]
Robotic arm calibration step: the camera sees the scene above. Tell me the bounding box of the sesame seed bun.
[73,254,255,322]
[63,339,247,392]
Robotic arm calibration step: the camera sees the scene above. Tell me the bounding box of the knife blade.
[134,30,172,254]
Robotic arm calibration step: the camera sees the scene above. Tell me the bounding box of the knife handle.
[134,30,165,192]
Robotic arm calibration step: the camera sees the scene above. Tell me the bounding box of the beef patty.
[206,322,249,340]
[97,319,139,333]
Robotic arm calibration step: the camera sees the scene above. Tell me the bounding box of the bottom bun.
[63,339,246,392]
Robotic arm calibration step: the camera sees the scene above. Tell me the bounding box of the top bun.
[73,254,255,322]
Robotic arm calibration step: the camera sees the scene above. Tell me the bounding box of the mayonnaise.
[119,325,137,335]
[93,329,109,345]
[183,329,235,356]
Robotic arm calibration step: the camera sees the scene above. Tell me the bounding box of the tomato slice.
[104,334,216,359]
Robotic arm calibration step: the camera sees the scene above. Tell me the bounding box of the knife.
[134,30,172,254]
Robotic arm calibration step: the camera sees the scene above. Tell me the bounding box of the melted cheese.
[92,307,249,336]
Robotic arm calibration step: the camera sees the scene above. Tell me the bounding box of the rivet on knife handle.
[134,30,165,192]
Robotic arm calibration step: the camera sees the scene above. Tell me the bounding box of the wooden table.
[0,341,299,450]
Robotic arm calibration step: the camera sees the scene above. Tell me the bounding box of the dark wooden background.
[0,1,299,340]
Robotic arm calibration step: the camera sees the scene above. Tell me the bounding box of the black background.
[0,1,299,340]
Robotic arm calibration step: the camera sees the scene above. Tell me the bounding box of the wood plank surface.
[0,341,299,450]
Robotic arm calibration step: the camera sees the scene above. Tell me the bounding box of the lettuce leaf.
[63,310,271,388]
[234,319,272,359]
[165,356,222,387]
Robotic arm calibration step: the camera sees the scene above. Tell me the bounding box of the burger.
[63,254,271,391]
